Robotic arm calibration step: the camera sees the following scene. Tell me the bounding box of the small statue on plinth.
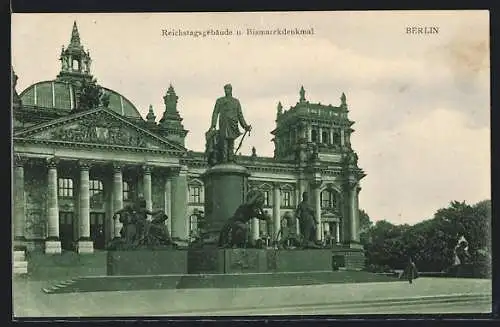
[108,197,174,250]
[206,84,252,165]
[218,189,272,248]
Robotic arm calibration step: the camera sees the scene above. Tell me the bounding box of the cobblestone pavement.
[13,277,491,318]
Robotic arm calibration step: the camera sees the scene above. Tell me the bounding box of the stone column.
[318,126,323,144]
[171,166,188,240]
[14,156,26,244]
[45,158,61,253]
[330,128,334,145]
[143,165,153,211]
[312,181,322,241]
[348,181,361,245]
[77,160,93,253]
[112,163,123,239]
[164,176,172,233]
[341,129,345,147]
[272,183,281,241]
[307,123,312,142]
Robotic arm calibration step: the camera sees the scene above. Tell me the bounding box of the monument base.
[332,246,365,270]
[107,249,188,275]
[201,163,250,242]
[187,248,333,274]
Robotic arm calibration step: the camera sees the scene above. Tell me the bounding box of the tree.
[75,78,103,112]
[361,199,491,273]
[358,209,373,246]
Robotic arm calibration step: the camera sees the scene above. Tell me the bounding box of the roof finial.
[341,92,347,106]
[146,104,156,123]
[299,86,306,103]
[70,21,81,46]
[277,101,283,115]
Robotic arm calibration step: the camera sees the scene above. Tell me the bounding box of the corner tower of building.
[271,86,355,162]
[157,85,189,146]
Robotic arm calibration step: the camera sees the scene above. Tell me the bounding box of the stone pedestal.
[187,248,334,274]
[77,240,95,254]
[201,163,250,243]
[45,241,62,254]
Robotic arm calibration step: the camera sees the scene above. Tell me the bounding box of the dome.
[19,80,143,119]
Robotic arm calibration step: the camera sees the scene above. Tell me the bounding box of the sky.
[11,11,490,225]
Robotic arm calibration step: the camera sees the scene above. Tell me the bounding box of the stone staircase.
[13,250,28,275]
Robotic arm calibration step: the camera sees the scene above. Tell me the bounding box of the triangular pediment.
[13,108,186,153]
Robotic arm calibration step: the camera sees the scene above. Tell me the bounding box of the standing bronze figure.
[295,192,320,248]
[206,84,252,164]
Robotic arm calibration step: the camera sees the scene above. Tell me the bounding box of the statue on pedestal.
[206,84,252,165]
[218,189,272,248]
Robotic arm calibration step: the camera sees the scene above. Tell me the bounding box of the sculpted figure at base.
[218,189,272,248]
[295,192,322,249]
[206,84,252,165]
[108,197,174,250]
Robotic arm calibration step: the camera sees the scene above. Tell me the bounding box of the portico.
[13,107,188,253]
[13,154,188,254]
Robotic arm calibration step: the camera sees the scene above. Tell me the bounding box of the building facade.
[12,23,366,254]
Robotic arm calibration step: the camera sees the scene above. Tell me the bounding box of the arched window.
[72,59,79,70]
[320,189,337,209]
[58,178,74,198]
[332,131,341,145]
[322,131,328,144]
[311,129,318,142]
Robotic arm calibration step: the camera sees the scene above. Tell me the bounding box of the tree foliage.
[76,78,103,111]
[361,200,491,273]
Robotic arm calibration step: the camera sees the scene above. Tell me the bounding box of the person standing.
[405,256,418,284]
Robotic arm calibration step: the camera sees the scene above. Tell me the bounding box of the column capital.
[112,162,123,173]
[46,157,60,169]
[345,180,358,190]
[142,164,153,174]
[272,182,281,190]
[14,155,27,168]
[78,160,92,170]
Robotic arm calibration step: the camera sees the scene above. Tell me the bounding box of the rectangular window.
[123,182,130,201]
[58,178,74,198]
[282,191,291,207]
[264,191,270,206]
[90,179,104,202]
[189,186,201,204]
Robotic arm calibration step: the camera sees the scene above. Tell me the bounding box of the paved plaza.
[13,277,491,317]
